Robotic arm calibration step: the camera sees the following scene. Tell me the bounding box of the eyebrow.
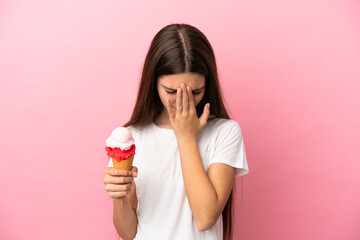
[162,84,205,91]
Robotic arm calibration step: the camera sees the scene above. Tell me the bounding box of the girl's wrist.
[176,134,197,146]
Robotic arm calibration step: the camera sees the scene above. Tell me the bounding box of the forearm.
[177,136,219,230]
[113,197,137,240]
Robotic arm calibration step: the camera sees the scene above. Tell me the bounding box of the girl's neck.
[153,108,172,129]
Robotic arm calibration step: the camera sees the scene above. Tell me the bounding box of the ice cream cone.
[112,155,135,206]
[106,127,136,207]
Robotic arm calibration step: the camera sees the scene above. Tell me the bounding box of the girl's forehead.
[158,72,205,88]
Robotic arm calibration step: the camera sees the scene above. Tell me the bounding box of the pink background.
[1,0,359,239]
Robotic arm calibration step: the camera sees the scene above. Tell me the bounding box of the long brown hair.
[124,23,234,240]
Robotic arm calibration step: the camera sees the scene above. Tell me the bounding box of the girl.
[103,23,249,240]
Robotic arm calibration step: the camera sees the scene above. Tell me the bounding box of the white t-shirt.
[108,117,249,240]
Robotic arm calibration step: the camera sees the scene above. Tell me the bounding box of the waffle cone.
[112,155,135,207]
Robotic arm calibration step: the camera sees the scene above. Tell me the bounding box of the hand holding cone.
[111,155,135,206]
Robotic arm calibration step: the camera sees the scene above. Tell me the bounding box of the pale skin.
[103,72,236,235]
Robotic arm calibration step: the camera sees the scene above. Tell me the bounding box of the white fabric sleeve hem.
[209,161,249,177]
[209,120,249,177]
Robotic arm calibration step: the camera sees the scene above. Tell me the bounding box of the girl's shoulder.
[206,116,242,132]
[125,123,152,137]
[203,117,244,150]
[126,124,142,136]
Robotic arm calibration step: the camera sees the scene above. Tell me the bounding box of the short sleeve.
[209,120,249,177]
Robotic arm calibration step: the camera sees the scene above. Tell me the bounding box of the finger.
[165,97,176,119]
[109,190,131,198]
[105,167,132,176]
[176,87,182,114]
[105,182,132,192]
[103,175,134,184]
[130,166,138,177]
[187,86,196,115]
[131,166,138,174]
[199,103,210,128]
[181,83,189,114]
